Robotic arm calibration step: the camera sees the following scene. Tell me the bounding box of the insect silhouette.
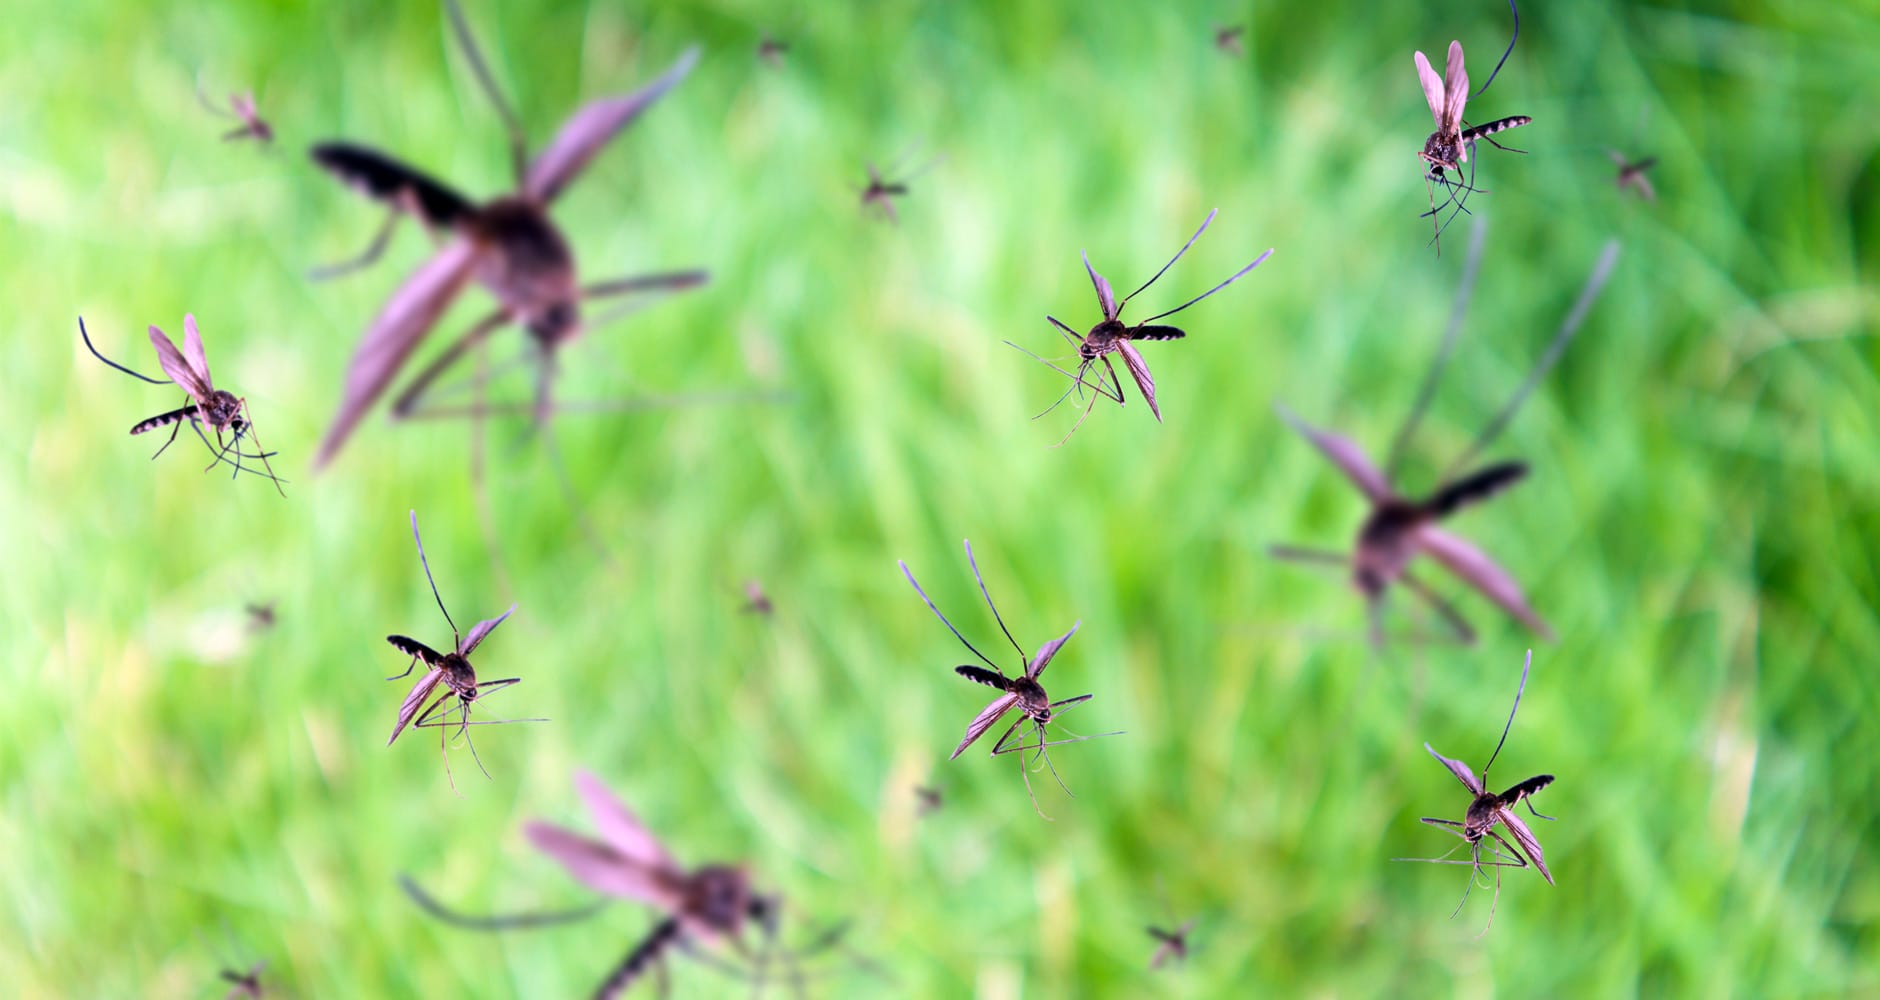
[245,602,278,632]
[310,0,707,468]
[1396,649,1556,935]
[757,34,790,67]
[1146,880,1195,970]
[198,84,273,143]
[384,510,538,789]
[1413,2,1530,252]
[1270,228,1620,646]
[1609,150,1658,202]
[914,785,944,817]
[740,580,774,616]
[856,150,942,225]
[1214,25,1245,57]
[1010,209,1273,444]
[899,540,1120,819]
[78,315,286,494]
[218,960,266,999]
[402,771,851,996]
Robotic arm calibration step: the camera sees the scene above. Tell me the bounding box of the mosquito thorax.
[1422,131,1460,175]
[439,652,478,697]
[203,390,243,428]
[1464,793,1503,839]
[467,197,579,337]
[1011,675,1051,715]
[1354,501,1420,595]
[1082,318,1128,356]
[685,866,752,932]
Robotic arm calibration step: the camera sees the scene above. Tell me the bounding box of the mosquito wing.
[1275,405,1391,502]
[1443,40,1470,133]
[458,603,518,657]
[1496,806,1554,885]
[1082,250,1118,320]
[181,313,215,392]
[314,239,482,468]
[1116,340,1161,421]
[147,323,209,400]
[1413,526,1553,638]
[1412,49,1446,126]
[525,47,700,204]
[1424,742,1484,795]
[1026,621,1081,679]
[572,770,679,871]
[523,820,684,908]
[950,693,1020,759]
[387,667,446,746]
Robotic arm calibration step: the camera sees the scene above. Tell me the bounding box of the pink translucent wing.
[523,821,682,907]
[1414,527,1554,638]
[314,240,481,468]
[524,47,700,204]
[386,667,445,746]
[1498,807,1554,884]
[1443,40,1469,131]
[1116,340,1161,421]
[147,324,208,400]
[950,693,1019,759]
[181,313,214,391]
[1412,50,1445,125]
[1081,250,1118,319]
[574,770,677,870]
[1275,405,1391,501]
[1027,621,1081,679]
[1424,742,1484,795]
[458,603,517,657]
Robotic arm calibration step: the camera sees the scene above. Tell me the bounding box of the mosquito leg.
[309,206,403,280]
[1399,570,1477,646]
[1267,545,1348,568]
[150,412,188,460]
[1524,799,1557,822]
[388,308,513,419]
[234,405,289,497]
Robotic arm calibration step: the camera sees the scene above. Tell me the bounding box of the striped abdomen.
[1462,116,1533,143]
[130,404,198,435]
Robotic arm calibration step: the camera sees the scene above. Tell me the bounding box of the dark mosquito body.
[1412,3,1531,251]
[384,510,537,788]
[758,34,790,66]
[1610,150,1659,202]
[245,602,277,632]
[1271,227,1620,646]
[857,152,940,225]
[900,540,1120,819]
[915,785,943,817]
[1148,921,1195,970]
[218,961,266,999]
[1397,650,1557,935]
[78,315,285,494]
[311,0,707,467]
[741,580,774,616]
[1012,209,1272,443]
[1214,25,1245,57]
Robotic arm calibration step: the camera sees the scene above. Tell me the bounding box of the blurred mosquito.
[1609,150,1658,202]
[198,82,273,143]
[78,315,286,494]
[245,602,278,632]
[914,785,943,817]
[1147,879,1195,970]
[1396,649,1555,936]
[758,34,790,67]
[741,580,774,616]
[218,960,266,999]
[900,540,1120,820]
[857,148,941,224]
[1214,25,1245,57]
[385,510,539,789]
[310,0,708,468]
[1413,1,1531,252]
[402,770,853,996]
[1270,227,1620,646]
[1009,209,1272,444]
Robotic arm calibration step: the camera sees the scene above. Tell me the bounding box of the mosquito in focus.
[78,315,286,494]
[1010,209,1273,444]
[402,770,853,996]
[900,540,1120,819]
[198,83,273,143]
[1396,650,1556,935]
[1270,227,1620,646]
[384,510,538,789]
[1609,150,1658,202]
[856,149,942,225]
[1214,25,1245,57]
[1413,1,1531,252]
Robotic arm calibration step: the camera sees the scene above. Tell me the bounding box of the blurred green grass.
[2,0,1877,995]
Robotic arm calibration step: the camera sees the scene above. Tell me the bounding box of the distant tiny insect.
[1396,649,1556,935]
[385,510,538,788]
[1214,25,1245,57]
[740,580,774,616]
[245,602,277,632]
[198,83,273,143]
[900,540,1120,819]
[1010,209,1272,444]
[1146,880,1195,970]
[856,149,942,225]
[1271,228,1620,645]
[914,785,943,817]
[1609,150,1658,202]
[402,771,851,996]
[1413,1,1531,252]
[218,960,266,999]
[757,33,790,67]
[78,315,286,494]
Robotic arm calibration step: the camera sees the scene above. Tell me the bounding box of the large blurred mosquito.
[900,540,1120,819]
[1396,650,1555,935]
[401,770,852,997]
[1270,229,1620,646]
[198,82,273,143]
[1609,150,1658,202]
[857,150,941,225]
[78,316,285,494]
[1413,1,1531,252]
[385,510,539,788]
[310,0,708,468]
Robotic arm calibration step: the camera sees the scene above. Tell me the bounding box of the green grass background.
[2,0,1877,995]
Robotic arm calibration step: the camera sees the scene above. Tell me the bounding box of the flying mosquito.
[1214,25,1245,57]
[78,315,286,494]
[899,540,1120,819]
[198,83,273,143]
[757,34,790,67]
[245,602,278,632]
[218,960,266,999]
[914,785,944,817]
[740,580,774,616]
[402,770,852,996]
[1270,227,1620,646]
[385,510,538,788]
[1609,150,1658,202]
[1413,1,1531,252]
[1146,879,1195,970]
[856,150,941,224]
[1396,649,1556,935]
[310,0,708,468]
[1010,209,1272,444]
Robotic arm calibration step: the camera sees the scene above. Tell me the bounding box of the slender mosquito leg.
[385,656,420,682]
[1524,799,1557,821]
[310,206,403,280]
[1267,545,1348,568]
[1400,570,1477,646]
[388,309,513,419]
[150,413,188,461]
[1476,133,1527,155]
[235,405,289,497]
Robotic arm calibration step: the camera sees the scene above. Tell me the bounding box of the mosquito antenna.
[78,318,170,384]
[444,0,529,187]
[900,561,1002,673]
[962,540,1027,663]
[399,874,608,930]
[408,510,461,642]
[1471,0,1520,102]
[1480,649,1532,784]
[1444,240,1619,478]
[1137,249,1275,323]
[1119,209,1216,308]
[1386,218,1486,482]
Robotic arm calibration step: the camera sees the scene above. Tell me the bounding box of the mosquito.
[1609,150,1658,202]
[402,770,853,997]
[78,315,286,494]
[1010,210,1271,444]
[1214,25,1245,57]
[857,150,942,225]
[1413,1,1531,252]
[310,0,709,468]
[384,509,539,789]
[1270,227,1620,646]
[1396,650,1556,936]
[741,580,774,616]
[245,602,278,632]
[899,540,1120,820]
[198,83,273,143]
[1146,879,1195,970]
[758,34,790,67]
[218,960,266,999]
[914,785,943,817]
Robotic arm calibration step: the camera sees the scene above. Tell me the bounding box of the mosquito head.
[687,865,754,933]
[439,652,478,698]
